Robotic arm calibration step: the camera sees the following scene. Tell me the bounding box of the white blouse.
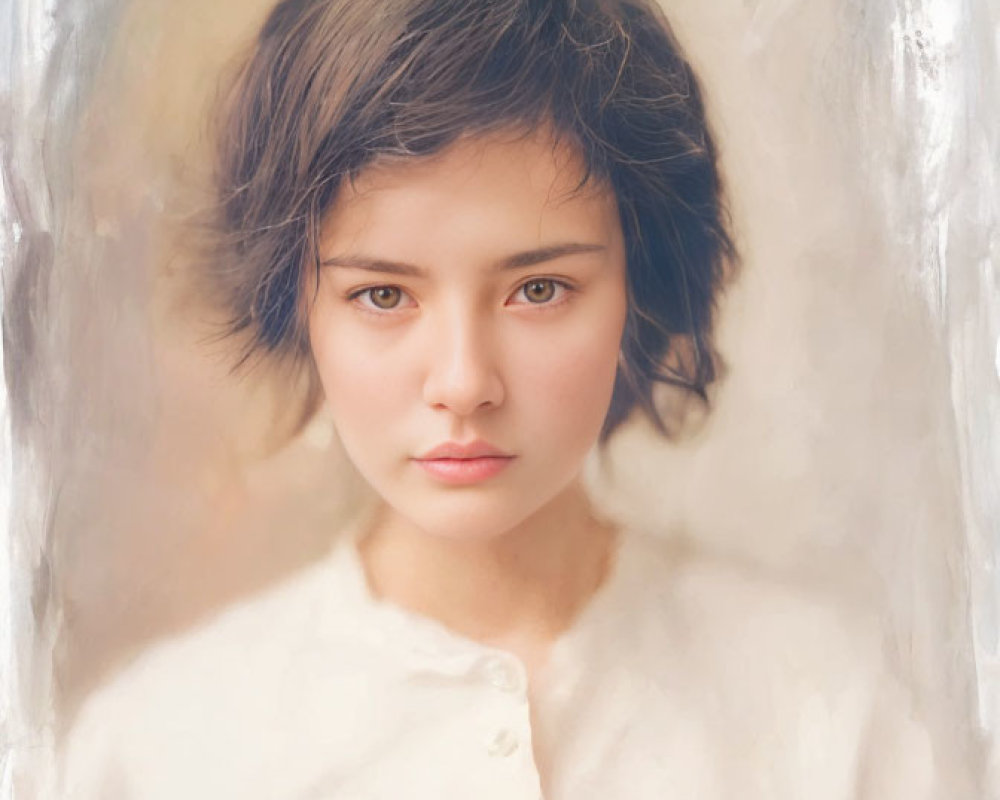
[58,524,975,799]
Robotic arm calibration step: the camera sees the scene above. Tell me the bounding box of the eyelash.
[345,278,576,316]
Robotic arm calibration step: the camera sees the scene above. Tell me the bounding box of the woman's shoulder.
[622,527,881,660]
[91,538,365,684]
[620,530,887,731]
[618,529,980,799]
[57,536,379,799]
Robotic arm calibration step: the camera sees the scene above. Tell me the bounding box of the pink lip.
[416,440,512,460]
[413,440,515,486]
[414,456,514,485]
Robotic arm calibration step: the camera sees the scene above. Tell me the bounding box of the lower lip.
[414,456,515,485]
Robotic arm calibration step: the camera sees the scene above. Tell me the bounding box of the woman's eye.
[350,286,409,312]
[512,279,569,306]
[348,279,571,314]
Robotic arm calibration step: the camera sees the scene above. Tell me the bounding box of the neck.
[355,482,618,653]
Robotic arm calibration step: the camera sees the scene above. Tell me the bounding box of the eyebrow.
[320,242,607,277]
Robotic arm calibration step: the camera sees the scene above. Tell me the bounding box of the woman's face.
[308,129,628,541]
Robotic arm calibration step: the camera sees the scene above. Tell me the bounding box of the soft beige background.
[50,0,986,780]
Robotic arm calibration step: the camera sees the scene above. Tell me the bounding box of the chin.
[386,492,545,543]
[415,508,524,542]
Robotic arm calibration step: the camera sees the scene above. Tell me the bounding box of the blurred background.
[2,0,998,795]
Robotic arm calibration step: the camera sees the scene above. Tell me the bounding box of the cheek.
[514,304,625,436]
[309,316,410,439]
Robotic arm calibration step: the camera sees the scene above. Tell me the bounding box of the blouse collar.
[320,508,646,678]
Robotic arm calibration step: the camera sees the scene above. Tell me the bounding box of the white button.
[487,728,520,757]
[483,656,522,693]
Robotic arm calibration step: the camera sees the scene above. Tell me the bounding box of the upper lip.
[416,440,513,460]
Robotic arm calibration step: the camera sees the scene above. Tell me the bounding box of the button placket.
[486,727,521,758]
[477,651,533,770]
[482,654,524,695]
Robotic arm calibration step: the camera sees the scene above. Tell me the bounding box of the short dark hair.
[205,0,736,444]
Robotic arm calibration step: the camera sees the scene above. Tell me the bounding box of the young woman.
[58,0,977,797]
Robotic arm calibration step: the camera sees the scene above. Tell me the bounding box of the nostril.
[422,348,504,414]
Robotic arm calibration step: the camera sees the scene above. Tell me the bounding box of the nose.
[421,309,505,417]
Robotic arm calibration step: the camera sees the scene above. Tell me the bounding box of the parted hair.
[206,0,736,444]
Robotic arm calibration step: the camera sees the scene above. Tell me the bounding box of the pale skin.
[306,128,628,693]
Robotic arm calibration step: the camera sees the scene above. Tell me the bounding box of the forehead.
[321,128,619,253]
